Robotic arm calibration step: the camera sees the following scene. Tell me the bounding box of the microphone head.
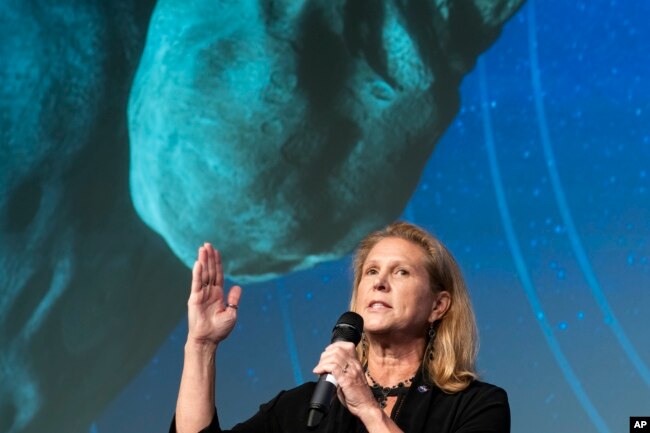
[331,311,364,345]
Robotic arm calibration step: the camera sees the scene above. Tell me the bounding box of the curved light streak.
[527,0,650,387]
[478,58,611,433]
[275,279,304,384]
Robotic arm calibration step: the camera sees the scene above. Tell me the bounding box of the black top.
[170,372,510,433]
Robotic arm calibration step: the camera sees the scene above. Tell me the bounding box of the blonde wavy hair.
[349,221,478,393]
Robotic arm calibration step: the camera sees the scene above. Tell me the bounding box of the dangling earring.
[424,322,436,361]
[361,332,368,362]
[428,322,436,340]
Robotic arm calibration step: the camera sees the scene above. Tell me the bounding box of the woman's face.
[355,237,443,339]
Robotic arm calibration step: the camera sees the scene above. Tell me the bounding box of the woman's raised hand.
[186,243,242,347]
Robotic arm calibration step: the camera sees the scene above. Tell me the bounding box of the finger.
[315,351,362,377]
[226,285,242,308]
[312,361,336,375]
[313,350,347,371]
[206,242,216,285]
[198,246,210,286]
[319,348,346,366]
[313,360,347,377]
[215,249,224,288]
[190,260,203,294]
[341,362,365,381]
[320,344,356,364]
[327,341,357,352]
[336,387,347,408]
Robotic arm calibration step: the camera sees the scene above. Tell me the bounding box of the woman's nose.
[373,274,389,291]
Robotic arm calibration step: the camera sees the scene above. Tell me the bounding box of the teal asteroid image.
[128,0,524,281]
[1,1,523,432]
[1,2,184,433]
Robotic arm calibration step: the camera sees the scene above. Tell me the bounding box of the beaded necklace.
[365,368,415,408]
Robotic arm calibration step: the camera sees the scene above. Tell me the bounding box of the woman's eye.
[365,268,377,275]
[396,269,409,276]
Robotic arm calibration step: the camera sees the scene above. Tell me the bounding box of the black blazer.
[171,372,510,433]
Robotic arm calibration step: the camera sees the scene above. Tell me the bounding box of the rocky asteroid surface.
[129,0,524,281]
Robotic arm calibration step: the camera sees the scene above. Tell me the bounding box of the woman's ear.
[429,291,451,322]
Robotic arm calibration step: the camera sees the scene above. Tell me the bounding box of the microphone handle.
[306,373,337,428]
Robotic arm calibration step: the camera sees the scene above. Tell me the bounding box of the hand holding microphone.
[307,312,364,428]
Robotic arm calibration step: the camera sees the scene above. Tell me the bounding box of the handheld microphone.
[306,311,364,429]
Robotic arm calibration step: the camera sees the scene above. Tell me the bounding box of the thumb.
[226,285,242,306]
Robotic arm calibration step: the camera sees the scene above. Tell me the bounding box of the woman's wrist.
[184,338,218,354]
[356,403,389,432]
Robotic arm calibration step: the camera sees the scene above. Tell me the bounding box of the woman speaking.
[171,222,510,433]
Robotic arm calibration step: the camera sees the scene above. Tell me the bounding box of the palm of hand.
[187,243,242,345]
